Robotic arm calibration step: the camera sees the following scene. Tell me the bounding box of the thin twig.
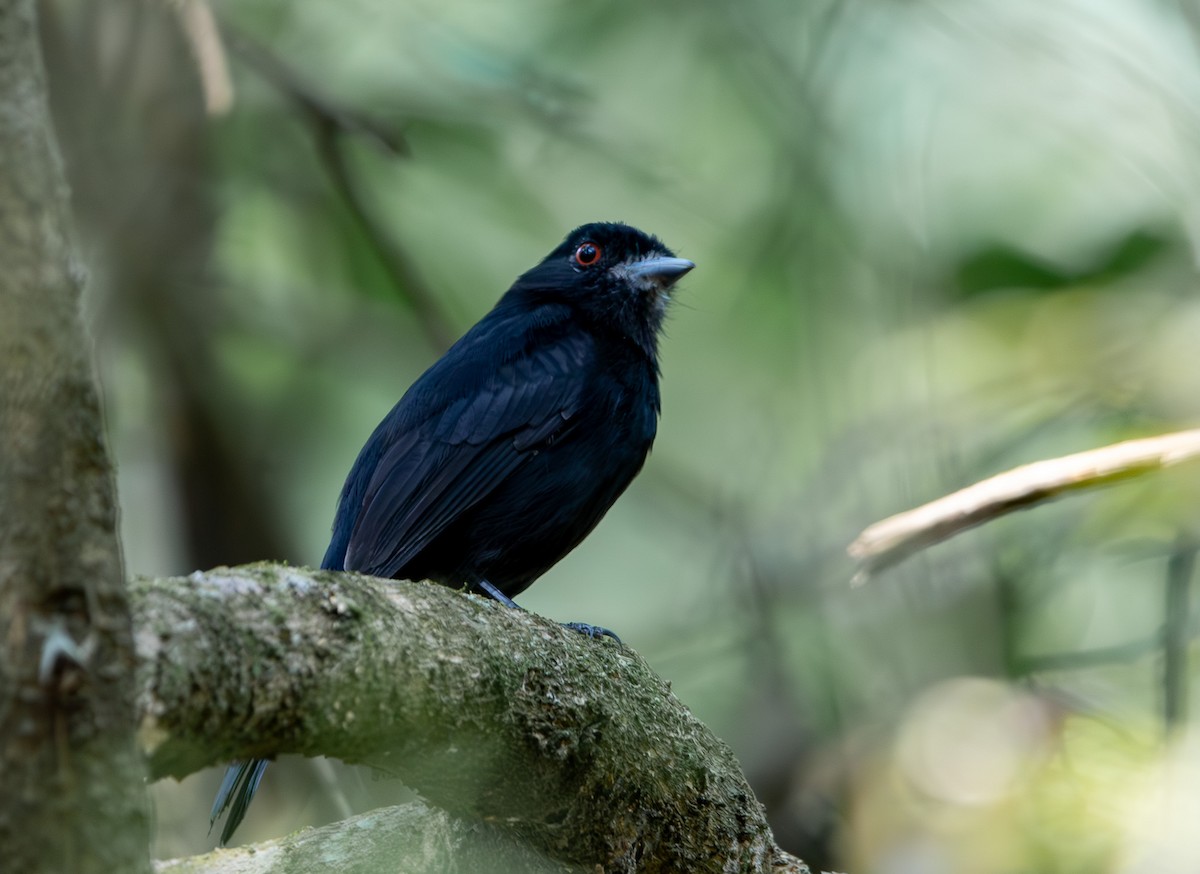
[849,428,1200,582]
[219,27,459,349]
[1015,630,1167,675]
[1163,531,1196,731]
[1008,560,1200,678]
[311,126,458,350]
[220,26,409,156]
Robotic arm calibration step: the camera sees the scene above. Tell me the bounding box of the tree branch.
[176,0,233,116]
[157,801,586,873]
[848,429,1200,581]
[132,564,813,874]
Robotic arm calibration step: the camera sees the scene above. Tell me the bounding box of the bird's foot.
[562,622,621,643]
[476,580,620,642]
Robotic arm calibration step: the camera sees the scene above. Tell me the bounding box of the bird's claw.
[562,621,621,643]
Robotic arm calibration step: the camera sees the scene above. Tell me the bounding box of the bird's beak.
[629,257,695,287]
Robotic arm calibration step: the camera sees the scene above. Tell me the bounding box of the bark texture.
[135,565,811,874]
[0,0,149,871]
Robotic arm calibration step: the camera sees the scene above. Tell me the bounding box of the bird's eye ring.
[574,242,601,267]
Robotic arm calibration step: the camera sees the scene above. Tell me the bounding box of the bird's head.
[510,222,694,357]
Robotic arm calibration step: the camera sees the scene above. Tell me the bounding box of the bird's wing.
[343,333,590,578]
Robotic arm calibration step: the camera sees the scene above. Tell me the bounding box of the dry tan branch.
[176,1,233,115]
[848,428,1200,581]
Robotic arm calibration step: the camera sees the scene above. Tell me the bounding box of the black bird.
[210,221,692,845]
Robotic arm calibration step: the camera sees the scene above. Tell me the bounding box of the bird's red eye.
[574,242,601,267]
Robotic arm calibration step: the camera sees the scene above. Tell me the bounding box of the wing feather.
[343,331,591,579]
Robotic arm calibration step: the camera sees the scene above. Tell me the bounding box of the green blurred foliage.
[54,0,1200,869]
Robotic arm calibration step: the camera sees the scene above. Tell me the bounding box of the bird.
[209,221,693,845]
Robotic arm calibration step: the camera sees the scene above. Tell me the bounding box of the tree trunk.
[0,1,150,871]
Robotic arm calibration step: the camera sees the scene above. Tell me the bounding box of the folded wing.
[344,333,591,578]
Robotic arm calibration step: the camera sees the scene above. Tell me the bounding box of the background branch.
[849,429,1200,580]
[133,564,813,874]
[157,801,593,873]
[1163,531,1196,731]
[221,26,459,351]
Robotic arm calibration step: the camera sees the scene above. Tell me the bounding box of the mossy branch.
[134,564,813,874]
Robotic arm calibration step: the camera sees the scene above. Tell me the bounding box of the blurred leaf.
[954,228,1171,298]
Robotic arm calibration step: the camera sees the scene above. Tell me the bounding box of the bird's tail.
[209,758,269,846]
